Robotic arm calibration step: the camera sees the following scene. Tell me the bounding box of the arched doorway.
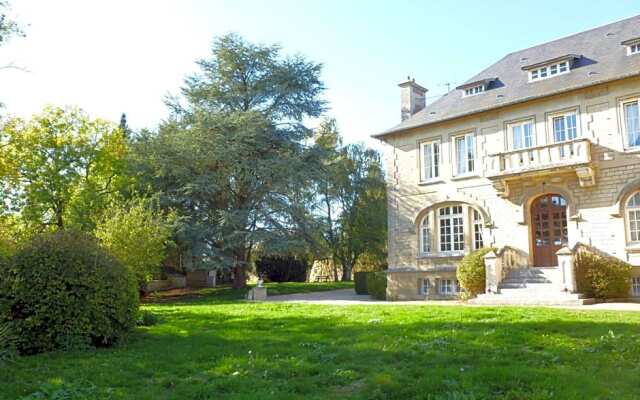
[530,194,568,267]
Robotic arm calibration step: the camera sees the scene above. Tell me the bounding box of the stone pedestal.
[247,287,267,301]
[556,246,576,293]
[483,250,501,294]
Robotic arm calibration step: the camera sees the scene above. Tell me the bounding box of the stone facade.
[380,76,640,300]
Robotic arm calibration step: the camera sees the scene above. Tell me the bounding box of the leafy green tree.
[307,118,387,281]
[0,106,129,231]
[133,33,325,288]
[0,1,23,47]
[96,196,176,288]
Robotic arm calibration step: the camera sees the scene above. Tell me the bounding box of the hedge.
[366,271,387,300]
[255,256,308,282]
[456,248,494,297]
[354,271,368,294]
[575,251,632,299]
[0,231,139,354]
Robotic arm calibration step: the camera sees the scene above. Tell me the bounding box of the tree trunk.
[331,256,339,282]
[341,261,352,281]
[232,251,248,289]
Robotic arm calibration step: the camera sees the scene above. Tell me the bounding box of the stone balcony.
[486,138,595,197]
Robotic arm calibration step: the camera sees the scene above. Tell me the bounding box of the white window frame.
[438,205,464,253]
[472,209,484,250]
[452,132,475,176]
[632,277,640,296]
[439,279,454,295]
[463,85,485,97]
[420,139,441,182]
[627,43,640,56]
[420,215,431,254]
[421,279,430,295]
[529,61,570,82]
[626,192,640,244]
[549,109,580,143]
[621,98,640,150]
[508,119,536,150]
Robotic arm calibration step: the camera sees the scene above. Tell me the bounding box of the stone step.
[474,265,589,305]
[500,281,551,288]
[470,293,594,305]
[469,297,592,306]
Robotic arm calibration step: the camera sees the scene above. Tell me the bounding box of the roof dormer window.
[456,78,495,98]
[464,85,485,97]
[522,54,579,83]
[528,61,570,82]
[622,38,640,56]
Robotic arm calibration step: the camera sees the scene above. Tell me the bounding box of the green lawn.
[2,285,640,399]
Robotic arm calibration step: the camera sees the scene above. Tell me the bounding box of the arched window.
[420,215,431,254]
[627,192,640,243]
[417,203,488,257]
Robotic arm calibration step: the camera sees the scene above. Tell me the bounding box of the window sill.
[418,251,466,259]
[625,244,640,253]
[451,174,481,181]
[418,179,445,186]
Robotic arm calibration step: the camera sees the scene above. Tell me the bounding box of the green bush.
[457,248,494,297]
[354,271,369,295]
[575,251,632,299]
[0,322,17,366]
[137,310,159,327]
[0,231,139,354]
[255,256,308,282]
[366,271,387,300]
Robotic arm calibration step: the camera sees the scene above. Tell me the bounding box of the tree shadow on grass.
[3,305,640,400]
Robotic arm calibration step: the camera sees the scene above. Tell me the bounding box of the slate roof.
[375,15,640,138]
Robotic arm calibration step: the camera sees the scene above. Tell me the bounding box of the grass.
[2,284,640,399]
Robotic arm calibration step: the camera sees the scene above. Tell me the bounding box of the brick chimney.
[398,77,427,122]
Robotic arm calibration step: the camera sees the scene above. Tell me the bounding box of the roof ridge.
[503,14,640,57]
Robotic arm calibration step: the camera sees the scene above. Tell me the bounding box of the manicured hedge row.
[366,271,387,300]
[354,271,369,294]
[575,251,632,299]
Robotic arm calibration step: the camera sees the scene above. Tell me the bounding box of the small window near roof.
[529,61,570,82]
[464,85,485,97]
[627,43,640,56]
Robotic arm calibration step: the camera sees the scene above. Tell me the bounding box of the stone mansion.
[374,15,640,302]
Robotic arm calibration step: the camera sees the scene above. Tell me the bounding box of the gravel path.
[266,289,640,311]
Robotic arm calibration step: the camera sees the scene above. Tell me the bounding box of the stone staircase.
[470,267,593,306]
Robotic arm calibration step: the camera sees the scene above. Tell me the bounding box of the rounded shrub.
[366,271,387,300]
[0,231,138,354]
[456,248,494,297]
[575,251,632,299]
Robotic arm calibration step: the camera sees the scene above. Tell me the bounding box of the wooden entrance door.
[531,194,568,267]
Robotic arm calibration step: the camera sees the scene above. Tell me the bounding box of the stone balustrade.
[487,138,592,177]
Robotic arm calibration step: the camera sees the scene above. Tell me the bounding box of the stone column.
[483,250,500,294]
[556,247,576,293]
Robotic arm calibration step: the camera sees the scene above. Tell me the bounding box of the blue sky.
[0,1,639,149]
